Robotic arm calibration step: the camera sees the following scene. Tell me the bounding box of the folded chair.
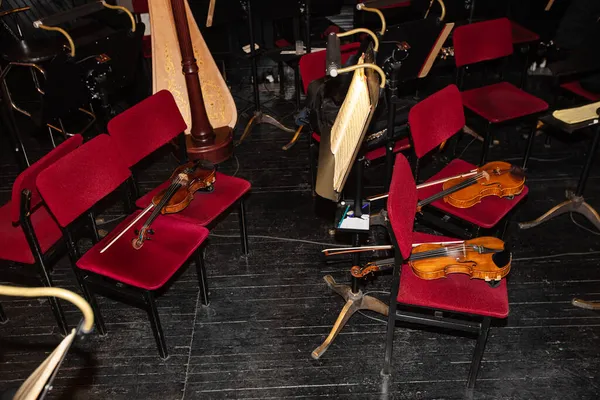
[454,18,548,168]
[0,134,83,334]
[107,90,251,255]
[382,153,509,388]
[410,84,528,238]
[36,134,210,358]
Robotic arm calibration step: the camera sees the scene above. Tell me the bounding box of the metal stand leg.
[467,317,491,388]
[520,126,600,230]
[238,199,249,256]
[74,271,106,335]
[195,249,210,306]
[237,1,295,145]
[308,136,317,196]
[144,290,168,359]
[572,298,600,310]
[311,275,389,359]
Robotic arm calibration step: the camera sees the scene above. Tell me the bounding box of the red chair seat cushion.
[135,172,251,226]
[510,21,539,45]
[461,82,548,123]
[77,210,209,290]
[0,203,63,265]
[311,133,411,161]
[398,232,509,319]
[561,81,600,101]
[417,159,528,229]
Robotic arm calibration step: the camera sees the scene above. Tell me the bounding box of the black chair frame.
[382,221,493,388]
[0,189,70,335]
[60,176,210,359]
[126,133,250,256]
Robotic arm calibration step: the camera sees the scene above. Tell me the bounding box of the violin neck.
[139,180,183,233]
[417,174,482,209]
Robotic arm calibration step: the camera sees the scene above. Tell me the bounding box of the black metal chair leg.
[73,271,106,335]
[0,302,7,323]
[144,290,168,359]
[195,249,210,306]
[238,199,249,256]
[467,317,491,388]
[522,118,537,170]
[479,123,493,166]
[308,137,317,196]
[382,267,401,376]
[37,264,69,335]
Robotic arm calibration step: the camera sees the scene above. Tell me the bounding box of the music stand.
[236,0,298,145]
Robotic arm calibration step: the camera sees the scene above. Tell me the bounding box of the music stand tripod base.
[519,192,600,231]
[311,275,388,360]
[237,111,296,145]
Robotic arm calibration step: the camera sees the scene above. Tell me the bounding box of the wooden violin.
[100,160,215,254]
[409,237,511,282]
[132,160,216,250]
[417,161,525,212]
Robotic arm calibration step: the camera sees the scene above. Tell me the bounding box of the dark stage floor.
[1,72,600,400]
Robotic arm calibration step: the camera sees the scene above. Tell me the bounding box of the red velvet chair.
[560,81,600,102]
[298,43,411,193]
[382,153,509,388]
[410,84,528,238]
[0,134,83,334]
[107,90,251,255]
[36,135,210,358]
[453,18,548,168]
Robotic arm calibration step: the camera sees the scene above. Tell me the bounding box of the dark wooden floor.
[2,67,600,399]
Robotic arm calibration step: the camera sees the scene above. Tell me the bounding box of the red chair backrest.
[37,135,131,228]
[131,0,149,14]
[408,84,465,159]
[298,42,361,94]
[10,135,83,224]
[107,90,187,168]
[387,154,416,260]
[453,18,513,68]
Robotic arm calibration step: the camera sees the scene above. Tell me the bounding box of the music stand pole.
[237,0,295,145]
[312,155,389,359]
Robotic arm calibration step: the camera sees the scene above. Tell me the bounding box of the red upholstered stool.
[0,134,83,333]
[409,85,527,237]
[37,135,211,359]
[382,154,509,388]
[107,90,251,255]
[454,18,548,168]
[418,158,528,229]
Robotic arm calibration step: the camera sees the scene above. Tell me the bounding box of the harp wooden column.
[170,0,233,163]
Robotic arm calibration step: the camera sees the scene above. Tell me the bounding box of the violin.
[132,160,216,249]
[99,160,215,254]
[417,161,525,212]
[409,237,511,282]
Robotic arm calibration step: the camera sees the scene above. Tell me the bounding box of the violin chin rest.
[492,244,511,269]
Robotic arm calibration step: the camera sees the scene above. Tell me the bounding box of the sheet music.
[330,63,372,192]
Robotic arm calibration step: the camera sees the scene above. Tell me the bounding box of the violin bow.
[367,169,480,201]
[99,203,154,254]
[322,245,393,256]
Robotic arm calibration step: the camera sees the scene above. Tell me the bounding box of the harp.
[148,0,236,162]
[315,43,383,202]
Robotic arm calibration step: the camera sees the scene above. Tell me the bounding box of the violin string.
[138,176,185,232]
[409,244,483,260]
[420,171,487,205]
